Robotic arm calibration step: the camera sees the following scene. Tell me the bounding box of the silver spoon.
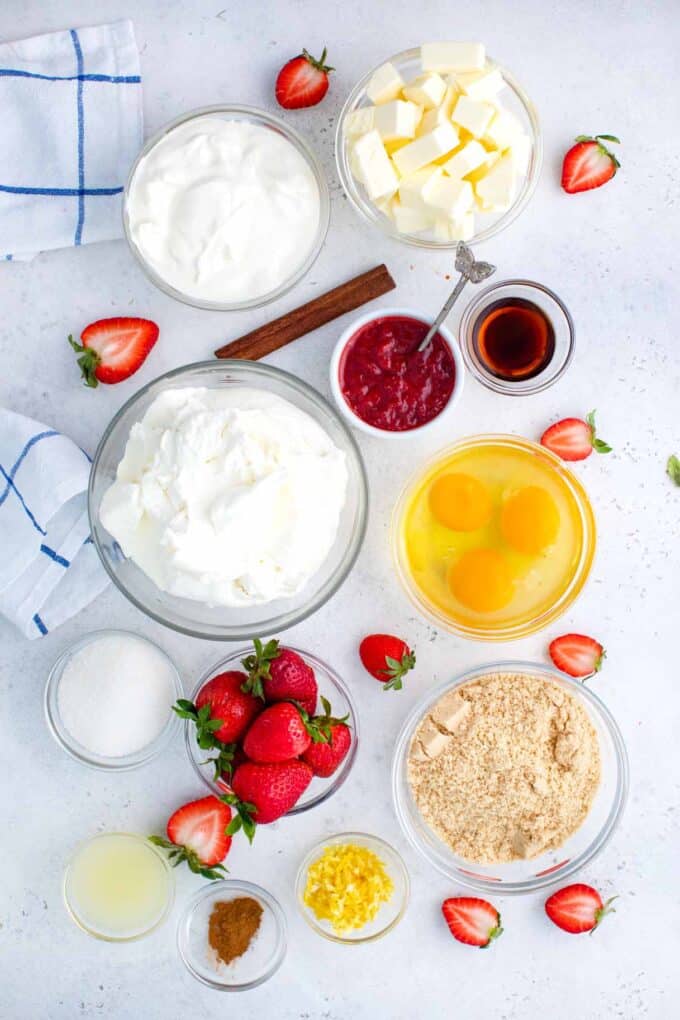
[416,242,496,352]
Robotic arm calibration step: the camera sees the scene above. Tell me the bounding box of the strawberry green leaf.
[586,410,612,455]
[241,637,280,699]
[667,455,680,486]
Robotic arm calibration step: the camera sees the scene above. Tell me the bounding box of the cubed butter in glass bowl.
[336,45,542,249]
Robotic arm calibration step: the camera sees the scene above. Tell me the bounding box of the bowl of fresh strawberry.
[177,640,358,838]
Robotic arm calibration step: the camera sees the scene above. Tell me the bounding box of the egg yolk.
[429,473,493,532]
[501,485,560,555]
[448,548,514,612]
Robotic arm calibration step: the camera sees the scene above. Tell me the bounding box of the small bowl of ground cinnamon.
[177,880,287,990]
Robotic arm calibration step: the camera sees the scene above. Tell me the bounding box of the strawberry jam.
[338,315,457,432]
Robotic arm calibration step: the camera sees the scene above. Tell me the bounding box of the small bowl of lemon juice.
[63,833,174,941]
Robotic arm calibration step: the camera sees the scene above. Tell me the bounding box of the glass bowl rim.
[458,278,576,395]
[328,304,465,439]
[391,659,629,895]
[294,830,410,943]
[390,433,597,640]
[63,832,175,941]
[88,360,369,641]
[176,878,288,990]
[184,645,360,812]
[122,103,330,311]
[335,46,543,250]
[44,629,183,771]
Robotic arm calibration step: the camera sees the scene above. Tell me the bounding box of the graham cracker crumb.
[407,672,601,864]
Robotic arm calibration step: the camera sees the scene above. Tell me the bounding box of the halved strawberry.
[149,796,232,879]
[561,134,621,194]
[68,317,159,387]
[441,897,503,948]
[540,411,612,461]
[275,47,333,109]
[545,883,617,934]
[549,633,605,678]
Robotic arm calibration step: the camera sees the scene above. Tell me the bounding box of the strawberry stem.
[590,895,618,934]
[221,794,257,844]
[68,335,100,388]
[302,47,334,73]
[148,836,228,881]
[380,650,416,692]
[240,637,280,699]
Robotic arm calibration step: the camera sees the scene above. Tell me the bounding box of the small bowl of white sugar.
[44,630,183,771]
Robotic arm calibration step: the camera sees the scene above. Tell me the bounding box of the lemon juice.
[64,833,173,940]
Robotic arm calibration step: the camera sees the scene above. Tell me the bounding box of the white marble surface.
[1,1,678,1017]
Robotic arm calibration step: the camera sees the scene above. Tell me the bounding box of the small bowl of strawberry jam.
[330,308,464,437]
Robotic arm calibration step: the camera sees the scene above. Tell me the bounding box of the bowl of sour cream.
[123,106,330,310]
[88,361,368,641]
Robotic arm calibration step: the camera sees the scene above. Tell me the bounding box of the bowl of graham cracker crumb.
[392,662,628,894]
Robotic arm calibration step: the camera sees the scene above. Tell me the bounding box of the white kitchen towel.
[0,408,109,639]
[0,20,142,261]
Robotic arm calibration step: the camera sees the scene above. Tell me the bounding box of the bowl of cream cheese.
[123,106,330,310]
[88,361,368,640]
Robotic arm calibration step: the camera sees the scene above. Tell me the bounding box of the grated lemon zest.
[303,843,394,934]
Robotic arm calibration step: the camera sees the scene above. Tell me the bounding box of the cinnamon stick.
[214,264,396,360]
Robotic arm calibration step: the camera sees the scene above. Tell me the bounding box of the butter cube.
[484,109,524,150]
[421,41,486,73]
[475,152,516,210]
[398,166,444,207]
[392,200,434,234]
[425,176,474,220]
[392,122,459,177]
[418,85,459,134]
[344,106,375,138]
[374,194,398,219]
[509,134,532,175]
[366,62,405,104]
[417,717,451,759]
[451,95,496,137]
[373,100,421,142]
[402,72,447,111]
[434,217,453,243]
[458,66,505,102]
[450,211,475,240]
[442,139,488,179]
[431,691,471,733]
[352,129,399,199]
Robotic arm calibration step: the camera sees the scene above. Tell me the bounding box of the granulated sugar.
[57,633,176,757]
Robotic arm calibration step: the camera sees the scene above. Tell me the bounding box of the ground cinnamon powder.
[208,897,263,965]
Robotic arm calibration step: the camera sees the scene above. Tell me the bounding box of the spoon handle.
[416,275,469,352]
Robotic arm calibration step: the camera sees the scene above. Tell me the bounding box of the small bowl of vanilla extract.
[458,280,574,396]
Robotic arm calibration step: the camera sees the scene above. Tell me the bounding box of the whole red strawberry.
[192,670,261,744]
[149,796,232,879]
[242,639,317,714]
[545,883,617,934]
[275,47,334,110]
[300,695,351,777]
[359,633,416,691]
[242,701,325,763]
[228,760,314,836]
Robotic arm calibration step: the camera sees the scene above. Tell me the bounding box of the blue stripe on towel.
[33,613,48,635]
[0,184,123,196]
[70,29,85,246]
[0,69,140,83]
[40,544,70,568]
[0,430,59,506]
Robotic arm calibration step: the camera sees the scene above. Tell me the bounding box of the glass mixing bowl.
[185,646,358,815]
[336,47,542,249]
[123,105,330,311]
[391,434,596,641]
[88,361,368,640]
[392,661,628,895]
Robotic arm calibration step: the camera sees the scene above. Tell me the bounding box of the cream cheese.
[99,387,348,606]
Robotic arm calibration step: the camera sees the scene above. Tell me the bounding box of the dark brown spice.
[208,897,263,965]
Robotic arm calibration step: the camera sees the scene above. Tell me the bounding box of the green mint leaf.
[667,455,680,486]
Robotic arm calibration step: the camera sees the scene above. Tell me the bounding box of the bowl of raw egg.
[391,434,596,640]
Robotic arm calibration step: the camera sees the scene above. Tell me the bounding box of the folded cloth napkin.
[0,20,142,261]
[0,408,109,639]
